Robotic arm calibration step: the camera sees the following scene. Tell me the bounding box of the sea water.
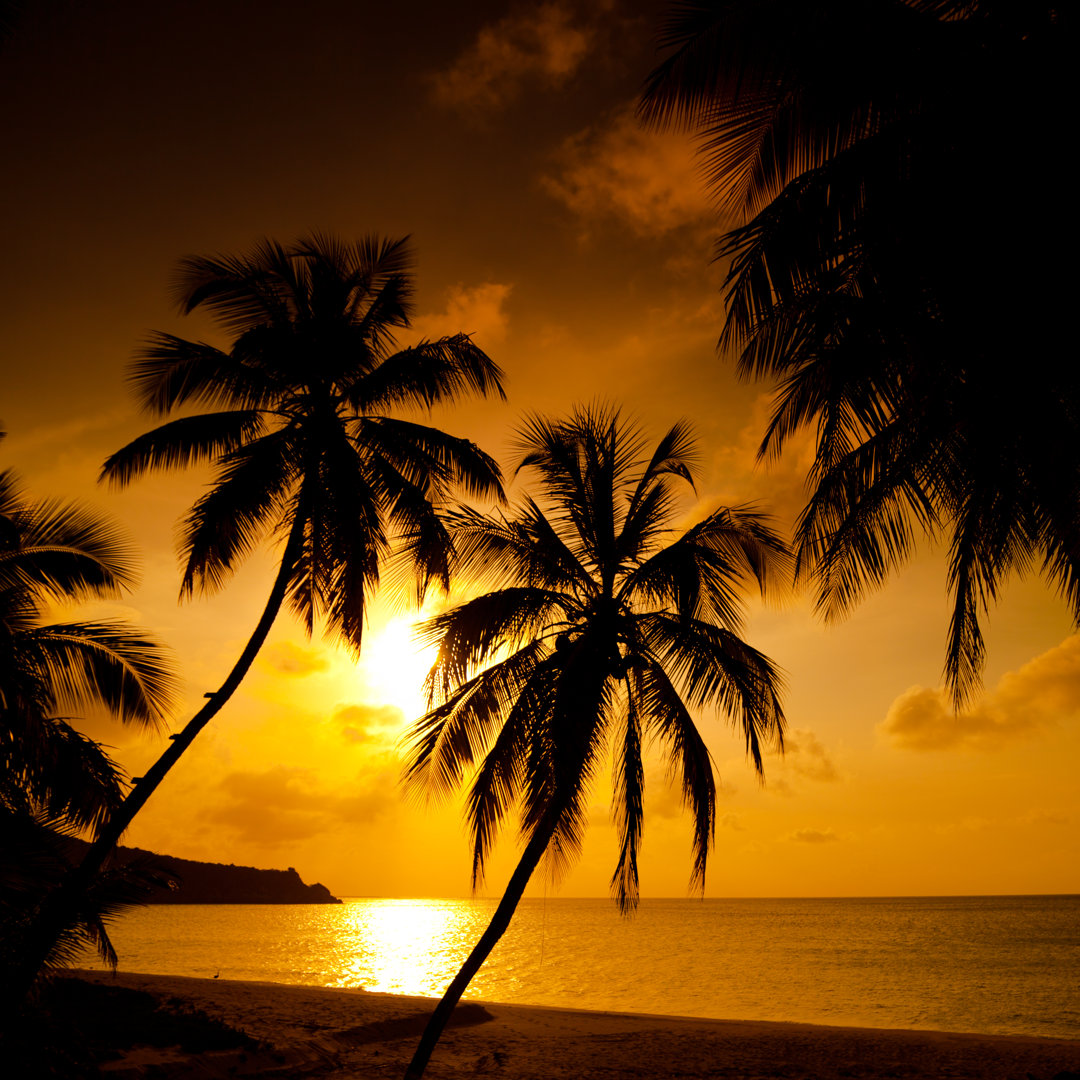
[87,895,1079,1039]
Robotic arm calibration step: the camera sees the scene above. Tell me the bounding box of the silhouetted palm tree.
[402,406,787,1078]
[0,455,177,993]
[640,2,1076,706]
[0,460,176,830]
[18,233,505,999]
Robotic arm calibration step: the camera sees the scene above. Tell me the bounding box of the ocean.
[87,895,1079,1039]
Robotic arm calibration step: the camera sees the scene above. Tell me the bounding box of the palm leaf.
[129,334,277,414]
[101,411,266,487]
[20,621,179,729]
[353,335,506,412]
[635,661,717,891]
[178,428,296,597]
[403,640,547,800]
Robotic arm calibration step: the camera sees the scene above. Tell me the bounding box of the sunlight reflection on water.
[328,898,487,996]
[87,895,1080,1039]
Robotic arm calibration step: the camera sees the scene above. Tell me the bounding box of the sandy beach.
[63,970,1079,1079]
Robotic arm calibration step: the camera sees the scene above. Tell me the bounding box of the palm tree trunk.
[403,810,558,1080]
[9,510,308,1006]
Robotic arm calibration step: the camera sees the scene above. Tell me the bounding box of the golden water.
[88,895,1080,1038]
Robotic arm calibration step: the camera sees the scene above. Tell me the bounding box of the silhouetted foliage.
[1,976,258,1078]
[16,233,506,1003]
[402,405,788,1078]
[641,1,1076,705]
[0,446,177,997]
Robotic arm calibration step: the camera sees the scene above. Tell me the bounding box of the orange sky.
[2,1,1076,900]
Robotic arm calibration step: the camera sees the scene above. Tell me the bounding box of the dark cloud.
[542,106,711,236]
[431,2,602,110]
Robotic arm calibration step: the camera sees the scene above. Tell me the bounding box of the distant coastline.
[68,838,342,903]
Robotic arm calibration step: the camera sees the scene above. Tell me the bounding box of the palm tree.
[0,453,178,997]
[639,1,1076,706]
[0,458,177,830]
[17,233,506,999]
[401,406,788,1078]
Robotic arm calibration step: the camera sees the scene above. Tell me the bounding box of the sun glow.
[358,617,438,723]
[330,899,486,996]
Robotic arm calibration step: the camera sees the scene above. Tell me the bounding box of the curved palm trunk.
[10,511,308,1007]
[404,811,558,1080]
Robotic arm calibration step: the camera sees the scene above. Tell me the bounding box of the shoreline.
[69,969,1080,1079]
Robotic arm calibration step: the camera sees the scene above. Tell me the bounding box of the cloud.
[720,812,746,831]
[259,640,330,676]
[760,729,839,796]
[542,106,712,237]
[879,635,1080,751]
[1022,808,1070,827]
[782,729,840,783]
[789,827,839,844]
[410,282,513,349]
[199,766,330,845]
[199,763,400,847]
[432,2,597,110]
[332,703,404,745]
[638,775,683,820]
[691,392,818,527]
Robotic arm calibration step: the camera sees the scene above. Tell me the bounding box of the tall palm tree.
[18,233,506,998]
[401,406,788,1078]
[0,453,178,997]
[639,1,1076,706]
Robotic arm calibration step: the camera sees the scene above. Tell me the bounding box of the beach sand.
[69,970,1079,1079]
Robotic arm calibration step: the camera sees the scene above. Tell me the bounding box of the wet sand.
[73,969,1079,1079]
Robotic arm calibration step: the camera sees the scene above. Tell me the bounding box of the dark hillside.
[67,839,342,903]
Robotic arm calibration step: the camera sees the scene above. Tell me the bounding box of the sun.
[358,616,438,722]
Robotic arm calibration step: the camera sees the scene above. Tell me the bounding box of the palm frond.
[619,419,697,559]
[444,502,593,597]
[402,641,547,801]
[639,0,940,217]
[353,335,507,412]
[129,334,277,415]
[0,714,125,833]
[418,589,568,701]
[20,620,179,729]
[296,232,415,349]
[637,612,785,773]
[526,666,613,886]
[795,417,939,619]
[635,661,717,891]
[0,487,139,600]
[178,428,296,597]
[173,237,298,333]
[292,434,383,654]
[623,504,789,623]
[101,411,266,487]
[610,688,644,913]
[358,416,505,502]
[462,688,537,887]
